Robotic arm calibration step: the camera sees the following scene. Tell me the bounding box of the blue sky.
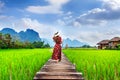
[0,0,120,45]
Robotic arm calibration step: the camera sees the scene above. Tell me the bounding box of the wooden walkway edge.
[33,53,84,80]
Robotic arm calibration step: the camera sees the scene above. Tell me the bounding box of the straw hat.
[54,32,59,37]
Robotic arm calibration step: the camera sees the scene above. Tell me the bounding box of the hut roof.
[110,37,120,42]
[97,40,109,45]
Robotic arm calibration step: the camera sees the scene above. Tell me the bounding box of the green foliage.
[81,45,92,48]
[63,49,120,80]
[117,44,120,50]
[43,43,50,48]
[32,41,44,48]
[0,49,52,80]
[0,33,50,49]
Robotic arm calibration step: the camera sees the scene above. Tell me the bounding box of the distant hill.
[63,38,87,47]
[0,28,18,36]
[42,38,54,47]
[0,28,88,47]
[0,28,41,42]
[42,38,87,47]
[19,29,41,42]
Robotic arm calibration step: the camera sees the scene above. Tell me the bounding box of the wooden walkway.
[34,53,84,80]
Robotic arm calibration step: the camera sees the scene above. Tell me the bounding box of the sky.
[0,0,120,46]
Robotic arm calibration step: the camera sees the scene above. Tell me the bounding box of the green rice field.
[1,48,120,80]
[0,49,52,80]
[63,49,120,80]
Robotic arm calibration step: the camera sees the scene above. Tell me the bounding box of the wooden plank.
[34,76,84,80]
[35,72,83,76]
[33,53,84,80]
[41,68,76,72]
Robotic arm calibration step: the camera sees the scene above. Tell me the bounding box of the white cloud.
[16,18,120,46]
[57,19,65,26]
[47,0,69,5]
[56,11,73,26]
[0,15,14,20]
[73,0,120,26]
[63,15,72,20]
[0,15,7,19]
[74,29,120,46]
[1,16,120,46]
[0,1,4,8]
[0,1,4,13]
[0,15,15,30]
[13,18,60,39]
[26,0,70,14]
[56,15,74,26]
[26,6,62,14]
[77,31,103,45]
[102,0,120,10]
[0,17,64,39]
[66,11,72,15]
[72,21,81,27]
[1,0,120,46]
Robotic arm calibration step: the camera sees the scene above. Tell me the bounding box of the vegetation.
[81,45,94,48]
[0,33,50,49]
[117,44,120,50]
[65,45,95,49]
[63,49,120,80]
[0,49,52,80]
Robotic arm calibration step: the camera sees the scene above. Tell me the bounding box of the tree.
[0,33,51,49]
[24,41,34,48]
[0,33,3,48]
[81,45,91,48]
[32,41,44,48]
[4,34,12,48]
[0,33,2,40]
[117,44,120,50]
[43,43,50,48]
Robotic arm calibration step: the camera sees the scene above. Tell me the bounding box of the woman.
[52,32,62,62]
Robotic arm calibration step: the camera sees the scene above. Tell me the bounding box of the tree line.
[0,33,50,49]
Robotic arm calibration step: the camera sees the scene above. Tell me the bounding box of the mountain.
[0,28,18,35]
[42,38,87,47]
[0,28,41,42]
[0,28,19,40]
[62,38,87,47]
[0,28,88,47]
[19,29,41,42]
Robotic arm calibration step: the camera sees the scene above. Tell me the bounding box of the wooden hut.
[97,40,109,49]
[109,37,120,48]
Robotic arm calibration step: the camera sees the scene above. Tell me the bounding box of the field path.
[34,53,84,80]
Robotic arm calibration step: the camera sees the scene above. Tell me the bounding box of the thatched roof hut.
[110,37,120,42]
[97,40,110,49]
[97,40,110,45]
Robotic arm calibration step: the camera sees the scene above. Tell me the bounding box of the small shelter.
[109,37,120,48]
[97,40,109,49]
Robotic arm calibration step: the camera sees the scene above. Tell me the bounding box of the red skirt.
[52,44,61,61]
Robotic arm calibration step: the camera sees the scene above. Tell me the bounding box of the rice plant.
[63,49,120,80]
[0,49,52,80]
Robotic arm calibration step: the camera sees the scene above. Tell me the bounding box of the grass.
[0,49,52,80]
[63,49,120,80]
